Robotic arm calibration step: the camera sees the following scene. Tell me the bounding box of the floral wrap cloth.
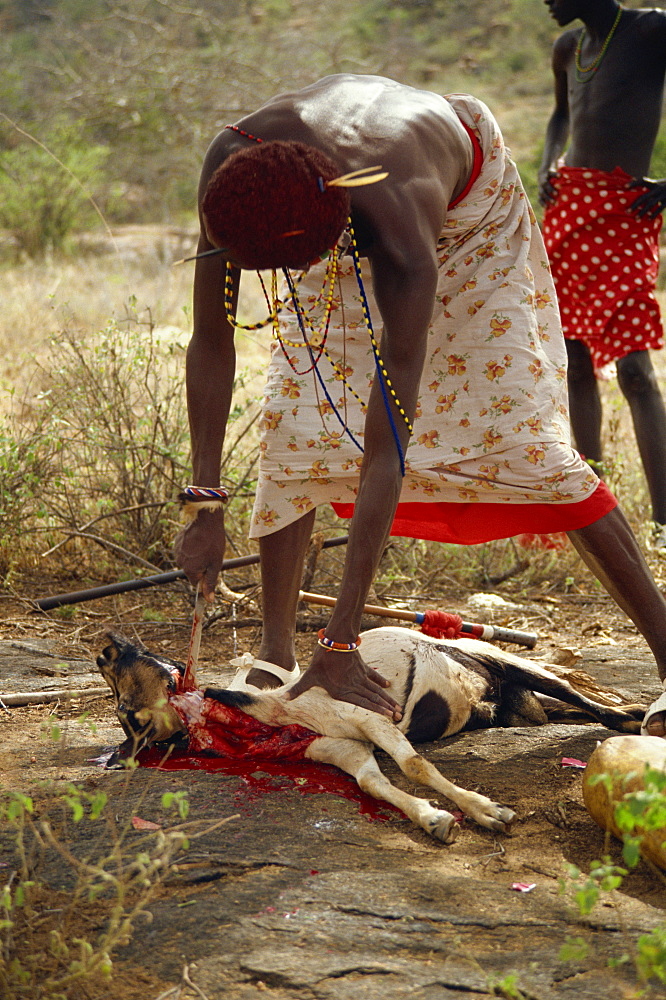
[247,95,605,542]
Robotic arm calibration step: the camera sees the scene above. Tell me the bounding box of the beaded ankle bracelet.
[317,629,362,652]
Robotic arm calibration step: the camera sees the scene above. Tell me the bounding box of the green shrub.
[559,767,666,992]
[0,119,108,256]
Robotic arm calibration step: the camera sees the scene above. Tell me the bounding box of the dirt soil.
[1,575,665,1000]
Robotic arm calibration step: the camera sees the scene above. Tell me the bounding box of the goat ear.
[97,632,131,668]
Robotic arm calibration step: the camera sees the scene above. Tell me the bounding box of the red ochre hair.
[202,140,351,270]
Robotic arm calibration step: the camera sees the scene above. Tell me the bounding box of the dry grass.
[0,234,273,404]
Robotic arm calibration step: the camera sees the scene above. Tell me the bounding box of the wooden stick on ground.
[0,687,111,707]
[298,591,538,648]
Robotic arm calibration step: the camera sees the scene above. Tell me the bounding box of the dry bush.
[1,778,236,1000]
[0,297,263,582]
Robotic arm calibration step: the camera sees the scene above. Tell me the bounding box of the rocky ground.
[1,577,665,1000]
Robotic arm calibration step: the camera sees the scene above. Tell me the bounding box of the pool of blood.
[138,746,400,822]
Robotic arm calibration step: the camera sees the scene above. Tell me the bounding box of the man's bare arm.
[287,212,440,717]
[325,243,437,638]
[538,35,574,206]
[173,227,238,602]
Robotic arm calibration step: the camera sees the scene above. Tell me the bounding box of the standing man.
[175,73,666,736]
[540,0,666,541]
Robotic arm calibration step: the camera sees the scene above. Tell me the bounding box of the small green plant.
[560,859,628,917]
[559,767,666,993]
[635,924,666,988]
[161,789,190,821]
[489,972,527,999]
[559,936,591,963]
[40,715,61,743]
[76,712,98,737]
[602,766,666,869]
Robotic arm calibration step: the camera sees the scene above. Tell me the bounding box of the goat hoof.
[468,799,517,834]
[487,805,516,834]
[428,811,460,844]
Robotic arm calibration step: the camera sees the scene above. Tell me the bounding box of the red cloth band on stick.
[420,609,464,639]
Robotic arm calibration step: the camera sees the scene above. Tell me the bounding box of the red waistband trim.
[331,481,617,546]
[448,119,483,210]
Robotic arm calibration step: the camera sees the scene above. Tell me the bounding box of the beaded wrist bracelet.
[182,486,229,501]
[317,628,362,652]
[178,485,229,522]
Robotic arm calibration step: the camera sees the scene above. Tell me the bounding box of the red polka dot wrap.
[542,165,663,371]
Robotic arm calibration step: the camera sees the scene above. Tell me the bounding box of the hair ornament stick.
[173,246,229,266]
[326,166,389,188]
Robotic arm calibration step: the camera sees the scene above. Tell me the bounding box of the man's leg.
[568,507,666,735]
[246,508,317,686]
[566,339,603,467]
[616,350,666,526]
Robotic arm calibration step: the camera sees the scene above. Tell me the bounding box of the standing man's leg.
[616,350,666,527]
[566,339,603,468]
[568,507,666,736]
[248,508,317,686]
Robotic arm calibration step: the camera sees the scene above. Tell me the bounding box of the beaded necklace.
[575,4,623,82]
[223,230,365,447]
[266,263,368,415]
[282,262,366,454]
[262,252,339,375]
[225,124,264,143]
[224,255,333,338]
[269,223,412,472]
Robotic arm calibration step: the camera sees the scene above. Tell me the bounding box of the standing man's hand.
[538,168,559,208]
[173,507,226,602]
[628,177,666,219]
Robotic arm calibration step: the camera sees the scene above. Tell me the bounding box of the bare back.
[199,75,474,258]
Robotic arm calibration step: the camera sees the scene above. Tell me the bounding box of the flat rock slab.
[14,717,659,1000]
[0,638,98,693]
[98,724,663,1000]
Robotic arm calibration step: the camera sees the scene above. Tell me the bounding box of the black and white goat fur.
[97,626,645,845]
